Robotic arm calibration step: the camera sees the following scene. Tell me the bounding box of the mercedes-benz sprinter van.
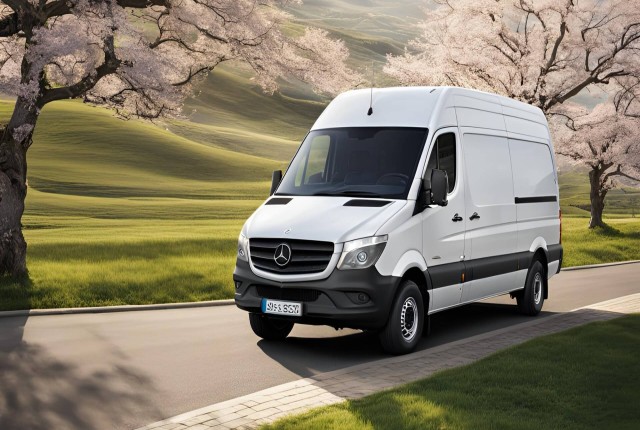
[234,87,563,354]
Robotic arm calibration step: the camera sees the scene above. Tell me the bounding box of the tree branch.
[544,21,566,72]
[116,0,168,8]
[172,56,227,86]
[603,164,640,184]
[38,35,120,107]
[0,0,169,37]
[0,10,19,37]
[546,76,596,110]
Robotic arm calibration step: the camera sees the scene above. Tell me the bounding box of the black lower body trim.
[426,245,564,289]
[548,244,563,273]
[427,251,534,289]
[428,262,465,289]
[466,252,531,282]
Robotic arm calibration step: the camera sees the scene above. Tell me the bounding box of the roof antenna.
[367,62,374,116]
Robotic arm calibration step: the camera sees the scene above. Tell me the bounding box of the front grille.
[250,238,334,274]
[256,285,322,302]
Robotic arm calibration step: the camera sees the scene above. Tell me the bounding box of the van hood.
[244,196,407,244]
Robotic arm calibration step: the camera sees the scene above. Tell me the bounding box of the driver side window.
[295,135,331,186]
[426,133,456,193]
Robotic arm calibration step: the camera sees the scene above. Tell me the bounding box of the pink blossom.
[0,1,359,119]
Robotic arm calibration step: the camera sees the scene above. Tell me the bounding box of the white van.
[234,87,563,354]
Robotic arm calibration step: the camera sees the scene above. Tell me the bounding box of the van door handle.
[452,213,463,222]
[469,212,480,221]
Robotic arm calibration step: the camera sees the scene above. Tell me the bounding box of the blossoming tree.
[385,0,640,112]
[0,0,358,277]
[384,0,640,227]
[552,100,640,228]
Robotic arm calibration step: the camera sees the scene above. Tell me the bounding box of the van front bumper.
[233,260,400,330]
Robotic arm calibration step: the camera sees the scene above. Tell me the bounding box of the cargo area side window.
[426,133,456,193]
[508,139,556,198]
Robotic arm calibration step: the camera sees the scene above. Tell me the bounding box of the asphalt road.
[1,263,639,430]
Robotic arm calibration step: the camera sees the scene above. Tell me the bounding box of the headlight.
[237,234,249,262]
[337,235,387,270]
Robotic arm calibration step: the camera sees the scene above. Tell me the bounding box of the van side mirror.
[415,169,448,214]
[270,170,282,196]
[430,169,448,206]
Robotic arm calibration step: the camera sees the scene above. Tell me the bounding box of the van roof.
[311,86,547,136]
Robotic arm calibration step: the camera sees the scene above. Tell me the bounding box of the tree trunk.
[588,168,607,229]
[0,98,37,277]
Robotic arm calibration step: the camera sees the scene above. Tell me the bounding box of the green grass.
[18,100,282,200]
[0,217,246,311]
[263,314,640,430]
[562,217,640,267]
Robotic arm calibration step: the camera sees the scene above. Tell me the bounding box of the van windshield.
[275,127,428,199]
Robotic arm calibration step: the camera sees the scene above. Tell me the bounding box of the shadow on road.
[257,301,559,378]
[258,330,383,376]
[0,315,160,430]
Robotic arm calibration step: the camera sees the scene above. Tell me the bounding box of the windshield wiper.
[313,190,384,198]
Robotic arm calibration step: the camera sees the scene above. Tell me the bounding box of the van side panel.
[375,203,424,277]
[510,139,557,200]
[456,108,506,130]
[503,116,549,140]
[460,130,518,302]
[509,138,561,269]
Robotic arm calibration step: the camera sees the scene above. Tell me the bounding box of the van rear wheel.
[249,313,294,340]
[516,260,545,316]
[379,280,424,355]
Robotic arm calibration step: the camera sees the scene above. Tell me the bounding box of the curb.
[0,299,235,319]
[561,259,640,271]
[2,260,639,319]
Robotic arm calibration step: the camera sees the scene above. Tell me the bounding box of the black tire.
[379,280,424,355]
[516,260,545,316]
[249,313,294,341]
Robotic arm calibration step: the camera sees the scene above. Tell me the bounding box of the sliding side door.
[460,131,518,302]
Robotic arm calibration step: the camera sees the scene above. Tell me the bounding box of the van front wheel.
[379,280,424,355]
[516,260,545,316]
[249,313,294,341]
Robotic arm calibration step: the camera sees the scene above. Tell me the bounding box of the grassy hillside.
[11,101,281,201]
[559,170,640,216]
[169,67,318,162]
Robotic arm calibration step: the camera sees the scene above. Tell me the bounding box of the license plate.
[261,298,302,316]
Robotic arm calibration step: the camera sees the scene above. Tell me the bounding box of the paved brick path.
[137,293,640,430]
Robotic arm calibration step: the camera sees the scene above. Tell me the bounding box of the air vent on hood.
[343,199,391,207]
[265,197,293,205]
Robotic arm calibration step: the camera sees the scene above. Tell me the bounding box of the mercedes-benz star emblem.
[274,243,292,267]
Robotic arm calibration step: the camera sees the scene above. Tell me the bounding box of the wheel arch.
[400,267,430,313]
[530,246,549,300]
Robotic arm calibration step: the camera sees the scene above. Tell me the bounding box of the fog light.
[356,251,368,263]
[345,291,371,305]
[234,281,242,290]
